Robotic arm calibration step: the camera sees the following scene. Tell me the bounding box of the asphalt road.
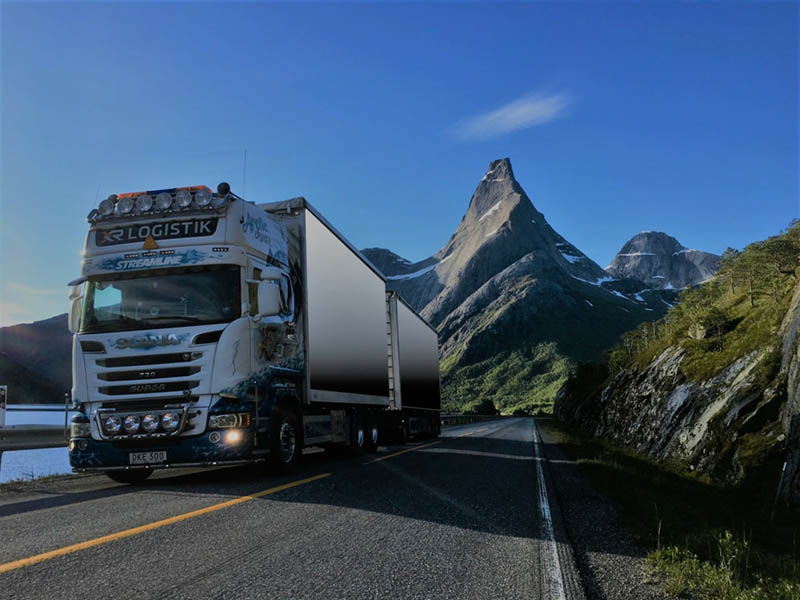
[0,418,587,600]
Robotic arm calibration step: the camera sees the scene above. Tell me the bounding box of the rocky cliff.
[777,281,800,504]
[556,275,800,502]
[606,231,719,290]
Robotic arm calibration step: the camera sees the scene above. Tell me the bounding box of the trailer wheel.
[365,411,379,453]
[268,406,300,474]
[400,420,410,445]
[350,410,366,453]
[106,469,152,485]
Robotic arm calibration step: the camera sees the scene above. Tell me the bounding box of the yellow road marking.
[460,427,487,436]
[0,472,330,575]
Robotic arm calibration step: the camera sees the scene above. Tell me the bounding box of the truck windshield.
[80,265,241,333]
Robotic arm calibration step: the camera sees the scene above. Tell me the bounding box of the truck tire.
[400,420,410,445]
[350,410,366,454]
[267,406,301,474]
[106,469,152,485]
[365,410,379,453]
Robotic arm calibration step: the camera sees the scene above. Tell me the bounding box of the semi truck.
[67,184,440,483]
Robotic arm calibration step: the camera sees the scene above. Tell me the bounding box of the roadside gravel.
[537,420,677,600]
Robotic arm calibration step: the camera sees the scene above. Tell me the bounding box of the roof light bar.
[87,184,232,223]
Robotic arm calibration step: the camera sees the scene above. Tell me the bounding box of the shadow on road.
[0,418,644,563]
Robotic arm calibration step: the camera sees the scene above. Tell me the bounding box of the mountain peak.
[622,231,684,255]
[467,158,522,220]
[484,157,515,181]
[607,231,720,289]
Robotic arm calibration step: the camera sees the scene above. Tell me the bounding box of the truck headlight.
[161,412,180,432]
[176,189,192,208]
[141,414,160,432]
[135,194,153,212]
[123,414,140,433]
[98,196,116,216]
[117,197,134,214]
[155,192,172,211]
[194,188,212,207]
[224,430,242,445]
[70,420,91,438]
[209,413,250,429]
[103,414,122,434]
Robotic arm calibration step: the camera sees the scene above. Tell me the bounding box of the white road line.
[533,421,567,600]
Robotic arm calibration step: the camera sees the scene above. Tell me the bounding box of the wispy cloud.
[452,92,572,141]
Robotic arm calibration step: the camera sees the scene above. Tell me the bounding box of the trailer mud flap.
[331,410,348,443]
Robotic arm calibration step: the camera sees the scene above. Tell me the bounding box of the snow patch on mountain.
[561,252,584,264]
[387,263,438,280]
[479,201,503,222]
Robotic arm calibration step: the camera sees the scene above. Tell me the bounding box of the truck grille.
[97,352,198,368]
[98,380,200,396]
[97,366,201,381]
[89,350,212,404]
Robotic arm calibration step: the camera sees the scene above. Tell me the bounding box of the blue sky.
[1,2,797,326]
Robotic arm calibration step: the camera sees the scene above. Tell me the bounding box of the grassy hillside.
[441,343,572,414]
[438,271,671,415]
[605,220,799,383]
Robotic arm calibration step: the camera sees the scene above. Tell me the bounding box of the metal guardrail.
[440,414,511,427]
[0,426,69,452]
[0,398,68,474]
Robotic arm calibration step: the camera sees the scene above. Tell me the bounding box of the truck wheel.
[365,412,379,453]
[350,410,366,453]
[400,420,410,445]
[268,407,300,474]
[106,469,152,485]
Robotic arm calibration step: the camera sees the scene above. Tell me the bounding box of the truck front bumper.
[69,431,261,471]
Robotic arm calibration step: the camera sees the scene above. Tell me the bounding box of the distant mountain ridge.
[606,231,719,290]
[0,313,71,404]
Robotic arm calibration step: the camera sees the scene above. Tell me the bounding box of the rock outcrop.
[606,231,719,290]
[556,277,800,502]
[777,282,800,504]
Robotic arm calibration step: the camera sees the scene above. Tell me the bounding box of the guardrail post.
[0,385,7,473]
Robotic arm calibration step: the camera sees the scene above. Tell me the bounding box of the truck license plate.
[129,451,167,465]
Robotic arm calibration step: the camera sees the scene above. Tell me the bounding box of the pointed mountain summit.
[606,231,720,290]
[364,158,608,325]
[363,158,667,413]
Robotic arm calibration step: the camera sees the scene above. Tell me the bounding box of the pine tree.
[734,243,766,308]
[718,247,741,294]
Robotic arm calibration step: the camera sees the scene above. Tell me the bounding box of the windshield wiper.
[146,315,206,324]
[80,314,141,333]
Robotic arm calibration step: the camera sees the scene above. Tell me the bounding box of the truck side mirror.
[68,285,83,334]
[256,281,282,318]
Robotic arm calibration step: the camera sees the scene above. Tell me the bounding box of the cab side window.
[248,267,262,316]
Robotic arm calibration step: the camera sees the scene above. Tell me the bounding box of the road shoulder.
[536,419,676,600]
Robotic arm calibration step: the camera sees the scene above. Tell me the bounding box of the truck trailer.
[67,185,440,483]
